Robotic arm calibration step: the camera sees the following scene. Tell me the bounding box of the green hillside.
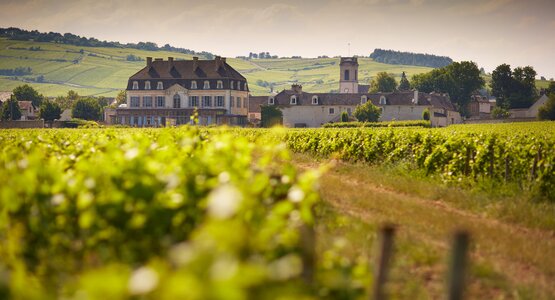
[0,38,433,97]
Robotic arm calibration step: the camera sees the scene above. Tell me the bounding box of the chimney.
[413,90,419,105]
[291,84,302,93]
[146,57,152,66]
[214,56,222,70]
[192,56,199,70]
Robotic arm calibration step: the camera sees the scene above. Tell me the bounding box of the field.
[0,38,432,97]
[1,122,554,299]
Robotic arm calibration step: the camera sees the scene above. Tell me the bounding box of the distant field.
[0,38,433,97]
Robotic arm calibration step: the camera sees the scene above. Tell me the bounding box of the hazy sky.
[1,0,554,78]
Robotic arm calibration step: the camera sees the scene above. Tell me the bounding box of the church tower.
[339,57,359,94]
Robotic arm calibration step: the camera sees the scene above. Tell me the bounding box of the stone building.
[115,56,249,126]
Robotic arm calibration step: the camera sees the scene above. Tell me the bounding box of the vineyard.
[0,122,554,298]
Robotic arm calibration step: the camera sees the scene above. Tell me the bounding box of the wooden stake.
[446,231,470,300]
[372,224,396,300]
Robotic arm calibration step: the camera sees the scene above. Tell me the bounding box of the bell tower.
[339,57,359,94]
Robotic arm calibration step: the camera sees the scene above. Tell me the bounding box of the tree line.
[370,49,453,68]
[0,67,32,76]
[0,27,215,59]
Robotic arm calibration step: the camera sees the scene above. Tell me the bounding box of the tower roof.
[340,57,358,66]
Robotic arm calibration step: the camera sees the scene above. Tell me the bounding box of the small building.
[116,56,249,127]
[18,101,38,120]
[248,96,267,126]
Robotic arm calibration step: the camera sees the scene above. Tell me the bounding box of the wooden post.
[372,224,396,300]
[446,231,470,300]
[300,223,316,286]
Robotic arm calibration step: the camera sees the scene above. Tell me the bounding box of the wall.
[380,105,427,121]
[282,105,355,127]
[0,120,44,128]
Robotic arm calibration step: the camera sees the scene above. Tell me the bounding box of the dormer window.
[145,81,151,90]
[361,95,367,104]
[290,96,297,105]
[269,97,274,105]
[237,82,241,90]
[191,81,197,89]
[203,81,210,89]
[230,81,234,89]
[132,81,138,90]
[157,82,163,90]
[312,96,318,105]
[244,83,248,91]
[217,81,223,89]
[379,96,387,105]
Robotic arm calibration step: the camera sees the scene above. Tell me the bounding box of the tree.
[55,90,80,110]
[340,111,349,122]
[1,95,22,120]
[538,94,555,120]
[490,64,513,108]
[398,71,411,91]
[492,106,510,119]
[370,72,397,92]
[546,81,555,96]
[39,100,62,121]
[261,105,282,127]
[490,64,538,109]
[422,108,430,121]
[72,97,101,121]
[13,84,43,107]
[114,90,127,106]
[354,101,381,122]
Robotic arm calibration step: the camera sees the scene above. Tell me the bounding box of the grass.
[298,153,555,299]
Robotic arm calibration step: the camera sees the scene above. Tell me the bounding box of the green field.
[0,38,433,97]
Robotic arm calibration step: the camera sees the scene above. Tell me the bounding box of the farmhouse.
[115,56,249,126]
[253,57,462,127]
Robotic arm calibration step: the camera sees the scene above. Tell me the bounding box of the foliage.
[353,101,381,122]
[322,120,431,128]
[126,54,143,62]
[261,105,283,127]
[538,94,555,120]
[546,81,555,96]
[72,97,101,121]
[0,127,369,299]
[114,90,127,107]
[39,99,62,121]
[13,84,43,107]
[411,61,485,117]
[1,95,22,120]
[0,67,32,76]
[422,108,430,121]
[398,71,411,91]
[491,64,537,109]
[491,106,510,119]
[370,72,397,92]
[340,111,349,122]
[370,48,453,68]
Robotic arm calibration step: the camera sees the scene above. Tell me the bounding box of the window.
[230,96,235,107]
[237,82,241,90]
[329,107,335,115]
[203,81,210,89]
[156,96,165,107]
[361,95,367,104]
[236,97,241,108]
[191,81,197,89]
[355,70,358,81]
[173,94,181,108]
[379,96,387,105]
[290,96,297,105]
[130,96,140,107]
[344,70,350,81]
[244,83,248,91]
[268,97,274,105]
[202,96,212,107]
[217,81,223,89]
[145,81,151,90]
[344,88,349,93]
[312,96,318,105]
[189,96,198,107]
[143,96,153,107]
[216,96,224,107]
[243,97,247,108]
[132,81,138,90]
[230,81,234,89]
[347,108,352,115]
[157,82,163,90]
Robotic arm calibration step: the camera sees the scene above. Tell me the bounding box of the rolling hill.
[0,38,551,97]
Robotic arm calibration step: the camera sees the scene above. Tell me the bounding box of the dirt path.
[295,156,555,298]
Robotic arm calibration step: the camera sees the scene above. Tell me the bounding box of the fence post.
[446,231,470,300]
[300,223,316,286]
[372,224,396,300]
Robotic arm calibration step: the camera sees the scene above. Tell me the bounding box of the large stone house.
[114,56,249,126]
[250,57,461,127]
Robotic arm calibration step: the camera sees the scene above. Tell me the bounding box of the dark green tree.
[491,64,538,109]
[55,90,80,110]
[490,64,513,108]
[422,108,430,121]
[72,97,101,121]
[261,105,282,127]
[340,111,349,122]
[546,81,555,96]
[1,95,22,120]
[12,84,44,107]
[398,71,411,91]
[370,72,397,92]
[39,100,62,121]
[354,101,381,122]
[538,94,555,120]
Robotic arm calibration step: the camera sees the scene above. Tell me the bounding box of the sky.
[1,0,554,78]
